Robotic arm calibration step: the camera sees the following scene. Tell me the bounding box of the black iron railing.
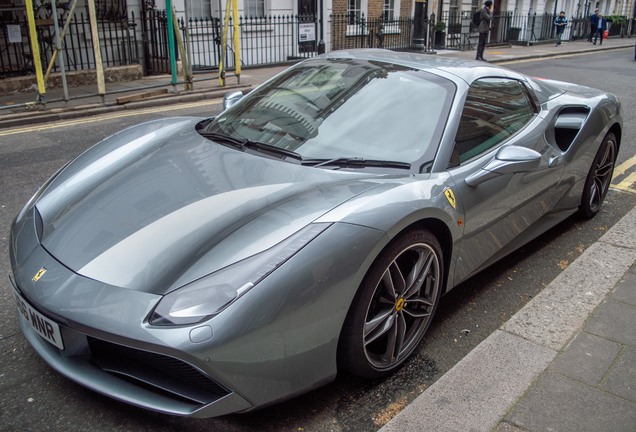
[141,8,171,75]
[439,11,632,50]
[163,13,419,75]
[329,13,419,52]
[0,9,139,78]
[141,14,321,74]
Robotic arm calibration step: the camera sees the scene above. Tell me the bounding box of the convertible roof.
[322,49,508,84]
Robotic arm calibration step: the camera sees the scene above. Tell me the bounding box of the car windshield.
[200,57,455,170]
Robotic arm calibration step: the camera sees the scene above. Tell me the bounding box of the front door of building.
[298,0,318,53]
[298,0,316,15]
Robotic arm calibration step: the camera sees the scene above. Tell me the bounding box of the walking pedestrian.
[593,13,607,45]
[476,0,493,61]
[554,11,568,46]
[588,9,599,42]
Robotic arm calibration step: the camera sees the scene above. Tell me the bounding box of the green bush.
[605,15,626,25]
[435,21,446,32]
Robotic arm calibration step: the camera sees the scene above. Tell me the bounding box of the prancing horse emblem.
[444,187,457,209]
[33,267,47,283]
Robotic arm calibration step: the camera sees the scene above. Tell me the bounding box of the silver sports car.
[10,50,621,418]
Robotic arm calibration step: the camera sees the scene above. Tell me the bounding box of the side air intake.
[551,107,590,151]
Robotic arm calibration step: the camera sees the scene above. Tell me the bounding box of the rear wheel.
[579,132,617,218]
[338,229,443,379]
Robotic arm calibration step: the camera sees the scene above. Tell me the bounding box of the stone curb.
[0,84,253,129]
[485,41,633,64]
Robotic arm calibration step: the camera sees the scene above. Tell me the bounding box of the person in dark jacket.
[554,11,568,46]
[476,1,493,61]
[593,13,607,45]
[588,9,599,42]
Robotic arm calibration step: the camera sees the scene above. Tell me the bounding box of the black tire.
[338,229,443,379]
[579,132,617,219]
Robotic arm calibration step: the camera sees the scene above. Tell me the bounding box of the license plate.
[14,288,64,350]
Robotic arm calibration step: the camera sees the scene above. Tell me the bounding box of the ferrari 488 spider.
[10,49,621,417]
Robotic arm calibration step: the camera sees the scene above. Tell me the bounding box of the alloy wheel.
[587,137,616,214]
[362,242,441,369]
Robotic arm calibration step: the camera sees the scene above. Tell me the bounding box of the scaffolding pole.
[171,6,191,91]
[86,0,105,102]
[219,0,241,86]
[44,0,79,86]
[48,0,69,103]
[24,0,46,103]
[166,0,178,91]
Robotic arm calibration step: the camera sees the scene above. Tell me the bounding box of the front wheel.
[338,229,443,379]
[579,132,617,219]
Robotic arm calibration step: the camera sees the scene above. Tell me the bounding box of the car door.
[447,77,565,284]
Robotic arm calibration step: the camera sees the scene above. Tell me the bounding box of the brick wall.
[332,0,414,18]
[333,0,347,15]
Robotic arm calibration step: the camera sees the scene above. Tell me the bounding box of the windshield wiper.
[240,140,303,161]
[200,131,302,162]
[302,157,411,170]
[199,131,246,148]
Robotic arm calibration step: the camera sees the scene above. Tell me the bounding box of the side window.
[450,78,535,167]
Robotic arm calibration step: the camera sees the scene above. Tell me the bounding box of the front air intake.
[88,338,229,405]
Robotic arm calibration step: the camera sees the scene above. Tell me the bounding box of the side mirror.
[465,146,542,187]
[223,90,243,111]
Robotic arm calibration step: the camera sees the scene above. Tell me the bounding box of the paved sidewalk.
[380,206,636,432]
[500,265,636,432]
[437,35,635,64]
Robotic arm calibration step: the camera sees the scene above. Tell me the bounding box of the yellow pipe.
[232,0,240,83]
[219,0,233,86]
[24,0,46,96]
[86,0,105,97]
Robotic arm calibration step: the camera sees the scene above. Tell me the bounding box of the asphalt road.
[1,49,635,432]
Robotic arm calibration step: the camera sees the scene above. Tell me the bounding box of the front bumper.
[15,309,250,417]
[10,209,386,417]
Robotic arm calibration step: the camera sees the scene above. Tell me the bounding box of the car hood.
[34,118,385,294]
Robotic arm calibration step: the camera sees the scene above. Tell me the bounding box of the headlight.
[149,223,330,326]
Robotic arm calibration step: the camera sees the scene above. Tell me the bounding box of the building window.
[348,0,363,22]
[383,0,395,20]
[346,0,369,33]
[245,0,265,17]
[95,0,128,20]
[188,0,212,18]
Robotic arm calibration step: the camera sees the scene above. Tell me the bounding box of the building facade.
[1,0,635,79]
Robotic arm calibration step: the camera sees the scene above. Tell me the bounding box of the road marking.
[613,156,636,177]
[611,155,636,194]
[0,98,221,137]
[612,171,636,193]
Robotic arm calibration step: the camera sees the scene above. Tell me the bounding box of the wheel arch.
[407,217,454,295]
[337,215,455,336]
[356,215,456,306]
[607,123,622,151]
[336,218,453,377]
[578,123,620,219]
